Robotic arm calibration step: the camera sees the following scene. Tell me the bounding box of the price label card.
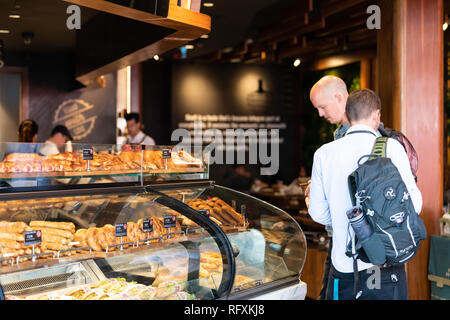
[115,223,128,237]
[198,209,210,217]
[163,215,177,228]
[82,147,94,160]
[162,148,172,159]
[24,230,42,246]
[142,219,153,233]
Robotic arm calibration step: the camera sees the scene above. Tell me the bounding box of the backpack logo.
[384,187,396,200]
[390,211,405,224]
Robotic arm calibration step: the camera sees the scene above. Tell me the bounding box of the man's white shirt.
[308,124,422,273]
[39,140,60,156]
[127,131,155,146]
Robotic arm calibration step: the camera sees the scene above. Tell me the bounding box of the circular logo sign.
[54,99,97,141]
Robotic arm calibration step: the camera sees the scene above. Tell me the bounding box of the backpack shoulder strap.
[369,137,388,160]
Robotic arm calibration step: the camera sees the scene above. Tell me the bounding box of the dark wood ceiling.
[192,0,379,64]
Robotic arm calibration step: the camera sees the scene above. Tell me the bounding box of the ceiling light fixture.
[185,44,194,50]
[203,2,214,7]
[153,54,160,61]
[444,15,448,31]
[200,34,209,39]
[0,30,10,34]
[293,58,302,67]
[9,14,21,19]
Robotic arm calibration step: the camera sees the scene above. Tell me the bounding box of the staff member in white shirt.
[124,113,155,146]
[40,125,73,156]
[308,89,422,300]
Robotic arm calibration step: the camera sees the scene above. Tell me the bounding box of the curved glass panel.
[158,184,307,296]
[0,187,229,300]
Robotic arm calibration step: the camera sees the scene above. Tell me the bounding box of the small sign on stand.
[24,230,42,262]
[142,218,153,244]
[115,223,127,250]
[164,215,176,239]
[162,148,172,170]
[83,146,94,171]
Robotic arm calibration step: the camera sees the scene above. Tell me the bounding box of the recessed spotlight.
[0,30,10,34]
[203,2,214,7]
[185,44,194,50]
[293,58,302,67]
[9,14,21,19]
[200,34,209,39]
[153,54,160,61]
[444,22,448,31]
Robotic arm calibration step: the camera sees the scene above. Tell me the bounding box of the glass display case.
[0,142,208,189]
[0,144,307,300]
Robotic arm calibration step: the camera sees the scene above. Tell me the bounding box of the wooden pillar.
[360,58,372,89]
[377,0,444,300]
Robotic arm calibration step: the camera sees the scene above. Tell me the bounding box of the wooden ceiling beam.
[321,0,367,17]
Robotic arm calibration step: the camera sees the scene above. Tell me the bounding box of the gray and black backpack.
[346,136,427,267]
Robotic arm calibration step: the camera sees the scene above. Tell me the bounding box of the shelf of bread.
[0,195,248,274]
[0,148,206,181]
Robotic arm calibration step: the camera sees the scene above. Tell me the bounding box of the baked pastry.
[4,153,41,162]
[86,228,103,252]
[30,221,75,233]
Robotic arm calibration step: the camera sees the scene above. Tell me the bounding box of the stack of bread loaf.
[29,221,75,253]
[0,150,202,174]
[187,197,244,227]
[0,221,45,264]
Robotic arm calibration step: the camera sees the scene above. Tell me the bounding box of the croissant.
[86,228,103,252]
[74,229,88,247]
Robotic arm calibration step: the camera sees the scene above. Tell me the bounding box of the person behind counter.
[124,112,155,146]
[39,125,73,156]
[18,119,39,143]
[3,119,40,157]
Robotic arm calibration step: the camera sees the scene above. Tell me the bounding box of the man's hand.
[304,180,311,208]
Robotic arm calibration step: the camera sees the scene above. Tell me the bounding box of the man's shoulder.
[314,139,343,157]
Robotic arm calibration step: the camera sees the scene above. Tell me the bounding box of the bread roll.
[86,228,102,252]
[74,229,88,247]
[4,153,41,162]
[32,227,74,240]
[30,221,75,233]
[0,232,24,242]
[0,240,22,249]
[0,221,31,233]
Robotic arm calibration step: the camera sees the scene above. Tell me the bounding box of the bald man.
[307,75,351,300]
[310,75,350,139]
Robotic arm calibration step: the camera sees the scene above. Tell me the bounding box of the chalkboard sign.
[198,209,210,217]
[83,147,94,160]
[115,223,128,237]
[142,218,153,233]
[24,230,42,246]
[163,215,177,228]
[162,148,172,159]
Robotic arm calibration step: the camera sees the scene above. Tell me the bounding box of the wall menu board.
[171,62,299,183]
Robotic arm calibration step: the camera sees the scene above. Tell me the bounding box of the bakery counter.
[0,142,208,189]
[0,180,307,300]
